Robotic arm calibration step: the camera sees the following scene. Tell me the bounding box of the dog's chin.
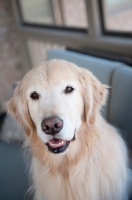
[46,134,75,154]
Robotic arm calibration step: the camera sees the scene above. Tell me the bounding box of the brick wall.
[0,0,23,113]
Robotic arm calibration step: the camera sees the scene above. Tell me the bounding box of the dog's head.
[7,60,107,155]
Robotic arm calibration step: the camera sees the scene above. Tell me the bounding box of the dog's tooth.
[48,140,66,148]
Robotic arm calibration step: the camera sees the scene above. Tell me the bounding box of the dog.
[7,60,128,200]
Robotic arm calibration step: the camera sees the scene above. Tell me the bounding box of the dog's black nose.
[41,116,63,135]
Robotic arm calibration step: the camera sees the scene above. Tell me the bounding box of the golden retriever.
[7,60,128,200]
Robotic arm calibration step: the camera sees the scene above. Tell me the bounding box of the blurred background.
[0,0,132,117]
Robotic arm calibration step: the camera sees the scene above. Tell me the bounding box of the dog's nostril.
[54,122,62,128]
[41,116,63,135]
[43,125,49,131]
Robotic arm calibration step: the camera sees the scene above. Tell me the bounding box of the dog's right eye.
[30,92,39,100]
[65,86,74,94]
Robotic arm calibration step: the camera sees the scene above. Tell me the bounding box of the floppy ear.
[6,82,34,136]
[80,68,108,125]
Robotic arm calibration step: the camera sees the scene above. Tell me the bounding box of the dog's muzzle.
[41,116,76,154]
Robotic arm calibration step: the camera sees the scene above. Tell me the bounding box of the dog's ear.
[80,68,108,125]
[6,82,34,136]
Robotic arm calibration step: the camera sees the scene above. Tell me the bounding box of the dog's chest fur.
[32,150,127,200]
[32,157,100,200]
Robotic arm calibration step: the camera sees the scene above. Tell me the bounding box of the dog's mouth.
[46,134,75,154]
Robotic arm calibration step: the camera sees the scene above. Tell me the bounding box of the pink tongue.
[48,138,66,148]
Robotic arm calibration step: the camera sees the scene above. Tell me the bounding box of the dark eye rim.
[30,91,39,100]
[65,86,75,94]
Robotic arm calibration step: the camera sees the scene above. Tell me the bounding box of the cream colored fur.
[7,60,128,200]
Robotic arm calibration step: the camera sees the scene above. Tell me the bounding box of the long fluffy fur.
[7,60,128,200]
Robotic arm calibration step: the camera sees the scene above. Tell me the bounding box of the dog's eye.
[30,92,39,100]
[65,86,74,94]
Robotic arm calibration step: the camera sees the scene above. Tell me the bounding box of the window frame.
[10,0,132,70]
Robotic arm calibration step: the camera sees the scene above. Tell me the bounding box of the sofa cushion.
[109,67,132,147]
[0,142,29,200]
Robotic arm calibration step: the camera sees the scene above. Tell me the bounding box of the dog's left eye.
[30,92,39,100]
[65,86,74,94]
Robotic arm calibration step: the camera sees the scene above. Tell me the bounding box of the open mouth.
[46,134,75,154]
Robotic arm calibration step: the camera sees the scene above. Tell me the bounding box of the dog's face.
[7,60,107,155]
[25,61,84,154]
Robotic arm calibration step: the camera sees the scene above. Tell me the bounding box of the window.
[10,0,132,69]
[19,0,55,25]
[102,0,132,33]
[19,0,88,28]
